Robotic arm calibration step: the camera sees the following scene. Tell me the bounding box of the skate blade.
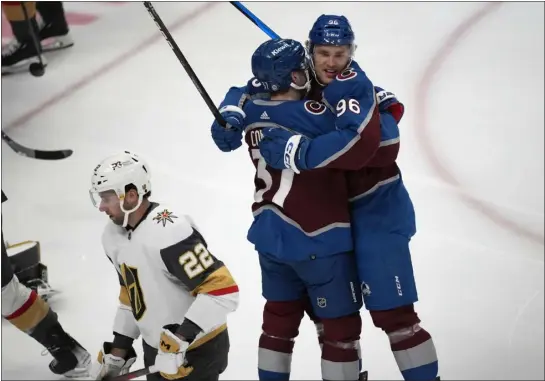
[41,35,74,52]
[62,364,91,378]
[1,56,47,75]
[63,351,91,379]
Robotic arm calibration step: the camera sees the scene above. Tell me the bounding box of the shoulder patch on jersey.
[336,67,358,81]
[251,78,262,88]
[304,100,327,115]
[152,209,178,227]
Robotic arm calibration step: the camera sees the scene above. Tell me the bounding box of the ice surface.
[1,2,543,380]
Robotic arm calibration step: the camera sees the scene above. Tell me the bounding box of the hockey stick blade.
[1,131,73,160]
[106,365,158,381]
[142,1,227,128]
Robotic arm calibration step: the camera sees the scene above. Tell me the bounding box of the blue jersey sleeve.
[366,111,401,167]
[219,85,249,109]
[298,62,381,171]
[212,79,274,153]
[218,78,271,110]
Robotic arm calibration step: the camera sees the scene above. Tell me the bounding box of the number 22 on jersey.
[178,243,215,279]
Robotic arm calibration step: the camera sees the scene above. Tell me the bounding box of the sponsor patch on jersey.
[153,209,178,227]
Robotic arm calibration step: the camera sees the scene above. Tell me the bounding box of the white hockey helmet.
[89,151,151,227]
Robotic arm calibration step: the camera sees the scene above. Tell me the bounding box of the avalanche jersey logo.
[153,209,178,227]
[336,67,358,81]
[304,100,327,115]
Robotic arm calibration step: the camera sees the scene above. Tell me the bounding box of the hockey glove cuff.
[283,134,303,174]
[259,128,307,174]
[155,325,194,380]
[219,105,246,131]
[90,342,136,380]
[375,86,405,123]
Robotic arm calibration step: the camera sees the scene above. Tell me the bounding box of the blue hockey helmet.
[307,14,355,53]
[251,38,311,93]
[306,15,356,86]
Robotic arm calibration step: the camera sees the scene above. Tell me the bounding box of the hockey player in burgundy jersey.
[209,15,440,381]
[259,16,439,381]
[243,45,381,262]
[238,39,376,381]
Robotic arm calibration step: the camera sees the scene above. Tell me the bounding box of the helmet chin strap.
[119,195,143,228]
[290,69,311,95]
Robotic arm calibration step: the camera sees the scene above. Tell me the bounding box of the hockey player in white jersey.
[88,151,239,381]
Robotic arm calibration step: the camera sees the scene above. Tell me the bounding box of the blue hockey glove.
[210,105,246,152]
[375,86,405,123]
[259,128,308,174]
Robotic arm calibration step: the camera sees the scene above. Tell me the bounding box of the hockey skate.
[1,40,47,75]
[45,332,91,378]
[38,21,74,52]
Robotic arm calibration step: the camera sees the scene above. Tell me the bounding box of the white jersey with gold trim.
[102,202,239,349]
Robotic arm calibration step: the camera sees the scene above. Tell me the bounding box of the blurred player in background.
[2,1,73,74]
[1,190,91,377]
[210,14,440,381]
[36,1,74,51]
[88,152,239,381]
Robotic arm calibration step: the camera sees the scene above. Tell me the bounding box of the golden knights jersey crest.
[120,264,146,320]
[153,209,178,227]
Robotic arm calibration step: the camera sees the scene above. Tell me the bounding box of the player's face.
[98,190,125,225]
[312,45,351,85]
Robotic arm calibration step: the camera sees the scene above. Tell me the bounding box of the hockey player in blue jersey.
[209,15,440,381]
[242,38,382,381]
[260,16,439,381]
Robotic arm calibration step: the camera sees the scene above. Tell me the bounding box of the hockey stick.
[1,131,73,160]
[229,2,280,39]
[142,1,227,128]
[20,2,45,77]
[107,365,157,381]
